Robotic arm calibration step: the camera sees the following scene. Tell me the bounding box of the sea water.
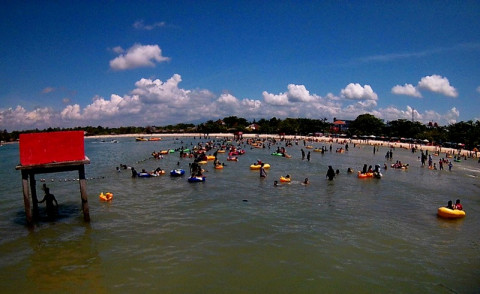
[0,137,479,293]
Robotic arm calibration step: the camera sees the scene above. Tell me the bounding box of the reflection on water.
[0,137,479,293]
[26,224,106,293]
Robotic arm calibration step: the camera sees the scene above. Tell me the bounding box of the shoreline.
[86,133,477,157]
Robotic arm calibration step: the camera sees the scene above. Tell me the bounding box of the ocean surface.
[1,136,479,293]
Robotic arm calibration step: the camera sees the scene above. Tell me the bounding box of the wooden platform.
[16,131,90,225]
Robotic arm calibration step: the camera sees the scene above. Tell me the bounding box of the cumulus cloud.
[131,74,191,107]
[417,74,458,97]
[0,75,465,131]
[133,20,166,30]
[262,91,289,106]
[0,106,56,130]
[262,83,320,106]
[391,83,422,98]
[217,93,238,104]
[109,44,170,71]
[286,84,315,102]
[340,83,378,100]
[380,105,422,122]
[444,107,460,124]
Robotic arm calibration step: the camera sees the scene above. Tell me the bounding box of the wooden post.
[78,165,90,222]
[29,172,39,218]
[21,171,32,225]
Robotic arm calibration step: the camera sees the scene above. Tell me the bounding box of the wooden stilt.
[78,165,90,222]
[21,171,32,225]
[29,172,39,219]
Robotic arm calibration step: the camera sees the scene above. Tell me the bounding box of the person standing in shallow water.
[39,184,58,218]
[326,166,335,180]
[260,163,267,178]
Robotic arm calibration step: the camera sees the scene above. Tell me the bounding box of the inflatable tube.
[271,152,283,156]
[206,155,216,160]
[437,207,466,219]
[168,149,175,153]
[357,172,374,178]
[214,165,224,169]
[138,172,152,177]
[188,176,206,183]
[198,160,208,164]
[99,192,113,201]
[313,149,322,152]
[227,156,238,161]
[170,169,185,176]
[217,150,226,153]
[250,163,271,170]
[391,164,408,169]
[280,176,291,182]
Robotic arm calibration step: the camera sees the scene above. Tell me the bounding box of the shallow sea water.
[1,136,479,293]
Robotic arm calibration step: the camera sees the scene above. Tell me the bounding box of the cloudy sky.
[1,1,479,131]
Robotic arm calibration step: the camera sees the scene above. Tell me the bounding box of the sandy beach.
[87,132,477,158]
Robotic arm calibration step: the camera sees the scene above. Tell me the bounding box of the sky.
[1,1,479,132]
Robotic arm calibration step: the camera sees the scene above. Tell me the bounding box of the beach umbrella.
[422,139,429,143]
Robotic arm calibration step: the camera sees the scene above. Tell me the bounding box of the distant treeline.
[2,114,479,149]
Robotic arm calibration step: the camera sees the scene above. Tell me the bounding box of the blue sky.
[1,1,479,131]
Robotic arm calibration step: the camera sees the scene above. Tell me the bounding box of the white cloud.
[61,94,142,121]
[109,44,170,71]
[340,83,378,100]
[217,93,238,104]
[262,91,289,106]
[286,84,315,102]
[262,83,321,106]
[391,83,422,98]
[417,75,458,97]
[0,76,466,131]
[133,20,166,30]
[131,74,191,107]
[380,105,422,122]
[60,104,82,119]
[0,106,56,130]
[444,107,460,124]
[476,86,480,93]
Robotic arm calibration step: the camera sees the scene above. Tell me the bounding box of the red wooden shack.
[15,131,90,224]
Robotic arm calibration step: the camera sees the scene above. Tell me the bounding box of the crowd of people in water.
[122,135,476,186]
[33,134,477,220]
